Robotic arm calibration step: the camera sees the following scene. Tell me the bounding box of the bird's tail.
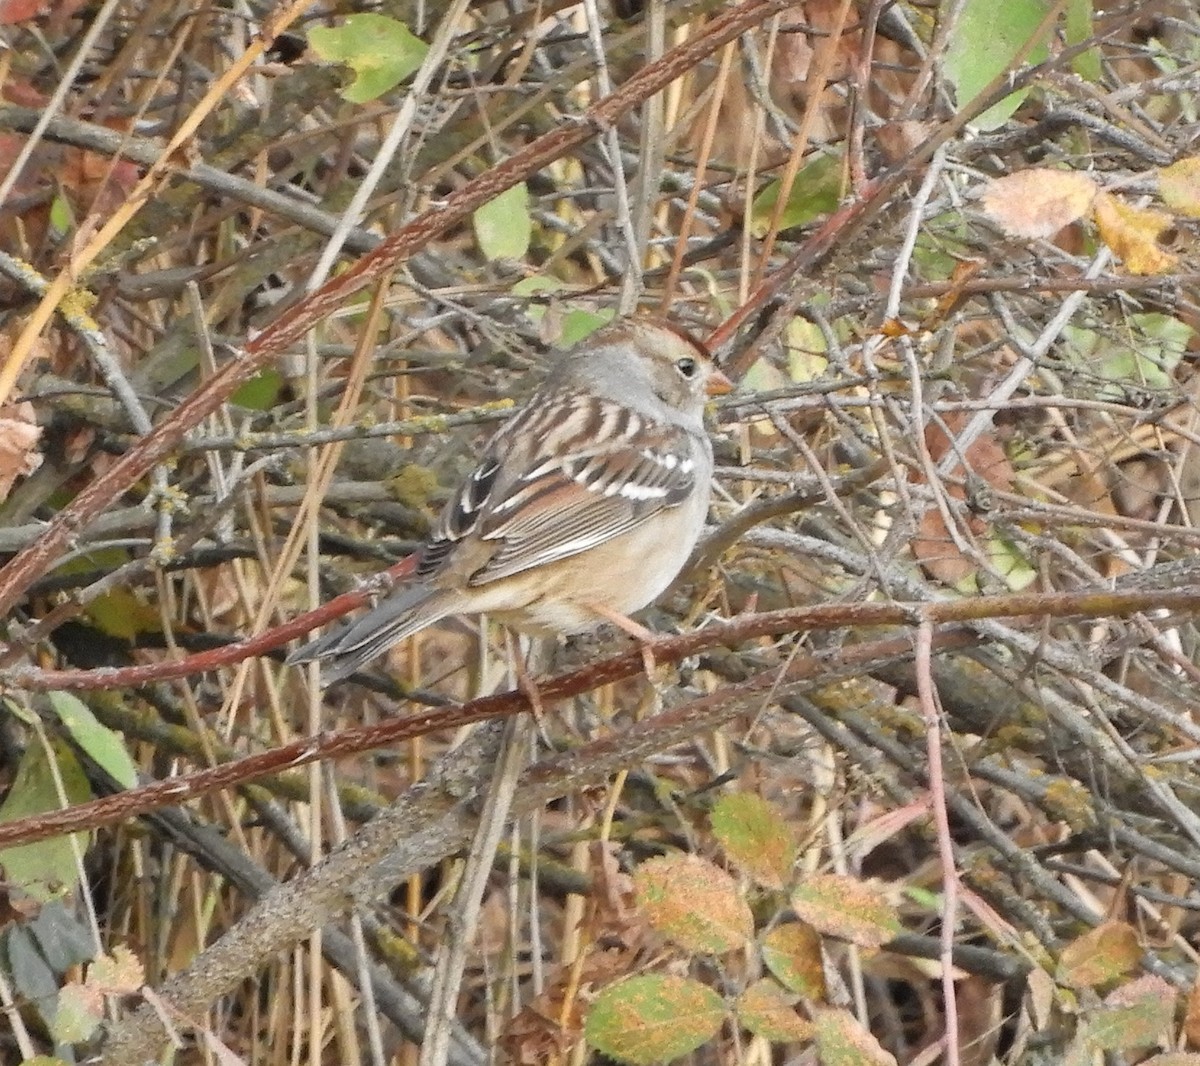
[286,584,462,684]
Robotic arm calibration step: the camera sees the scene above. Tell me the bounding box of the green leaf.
[559,308,614,347]
[711,792,797,889]
[473,183,532,261]
[943,0,1053,130]
[1063,313,1191,399]
[751,152,843,237]
[585,974,725,1064]
[84,587,160,640]
[1064,0,1102,81]
[308,14,429,103]
[49,194,74,237]
[231,368,284,411]
[0,741,92,901]
[634,854,753,955]
[47,691,137,789]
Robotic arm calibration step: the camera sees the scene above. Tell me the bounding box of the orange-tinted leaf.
[760,923,827,999]
[1057,920,1141,989]
[1159,157,1200,218]
[813,1007,898,1065]
[1094,192,1177,275]
[710,793,797,889]
[585,974,725,1065]
[790,875,901,949]
[735,979,814,1043]
[634,854,753,955]
[981,169,1098,238]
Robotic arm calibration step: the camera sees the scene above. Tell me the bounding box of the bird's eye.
[675,356,697,378]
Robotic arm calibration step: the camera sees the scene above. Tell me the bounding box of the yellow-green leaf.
[711,792,797,889]
[585,974,725,1065]
[943,0,1052,130]
[48,691,137,789]
[308,14,428,103]
[0,741,92,901]
[1159,156,1200,218]
[473,183,532,261]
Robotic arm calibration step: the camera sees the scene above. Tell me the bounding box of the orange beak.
[706,367,734,396]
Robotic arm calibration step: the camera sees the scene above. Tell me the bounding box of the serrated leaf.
[813,1007,898,1065]
[1160,157,1200,218]
[634,854,753,955]
[308,14,428,103]
[1094,191,1177,274]
[1086,974,1175,1051]
[1057,920,1141,989]
[735,978,814,1043]
[760,922,827,999]
[943,0,1052,130]
[473,183,532,261]
[48,691,137,789]
[585,974,725,1064]
[790,875,901,949]
[980,169,1098,239]
[0,741,92,901]
[710,793,797,889]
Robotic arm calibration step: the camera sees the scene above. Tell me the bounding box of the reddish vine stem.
[9,581,1200,692]
[0,0,798,620]
[6,580,1200,847]
[0,627,957,851]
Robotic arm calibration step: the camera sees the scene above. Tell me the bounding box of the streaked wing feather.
[422,392,700,586]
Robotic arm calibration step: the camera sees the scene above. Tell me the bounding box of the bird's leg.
[506,630,550,740]
[584,602,662,679]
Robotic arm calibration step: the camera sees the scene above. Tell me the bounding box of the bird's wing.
[420,393,700,586]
